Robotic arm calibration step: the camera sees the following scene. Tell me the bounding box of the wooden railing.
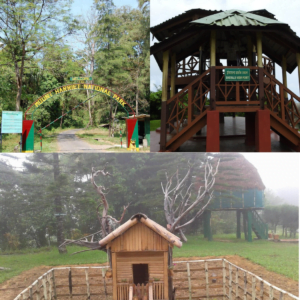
[166,69,210,135]
[263,69,300,129]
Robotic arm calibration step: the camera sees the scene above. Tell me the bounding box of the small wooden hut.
[98,213,182,300]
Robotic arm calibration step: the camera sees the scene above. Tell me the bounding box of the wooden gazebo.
[150,8,300,152]
[98,213,182,300]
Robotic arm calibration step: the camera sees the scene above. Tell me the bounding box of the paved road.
[57,129,119,152]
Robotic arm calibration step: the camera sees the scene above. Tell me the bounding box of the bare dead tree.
[162,159,220,242]
[91,165,131,237]
[59,164,130,254]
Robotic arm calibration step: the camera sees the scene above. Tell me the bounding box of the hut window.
[132,264,149,284]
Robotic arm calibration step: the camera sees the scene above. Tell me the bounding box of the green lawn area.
[0,234,298,284]
[150,120,160,131]
[173,234,298,281]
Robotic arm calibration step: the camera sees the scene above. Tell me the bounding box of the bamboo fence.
[14,259,298,300]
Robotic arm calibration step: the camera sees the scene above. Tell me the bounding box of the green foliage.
[150,87,162,120]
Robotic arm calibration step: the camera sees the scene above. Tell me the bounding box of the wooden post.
[42,277,48,300]
[281,55,288,99]
[280,85,285,121]
[199,46,203,75]
[296,53,300,94]
[256,32,263,68]
[243,272,247,300]
[129,285,133,300]
[164,252,169,300]
[236,211,241,239]
[171,53,176,98]
[229,264,232,300]
[29,286,33,300]
[85,268,91,299]
[260,280,264,300]
[210,30,216,67]
[48,273,52,299]
[187,263,192,300]
[222,260,226,300]
[247,211,253,242]
[102,268,108,300]
[52,270,57,300]
[68,268,72,299]
[247,36,253,66]
[205,261,209,299]
[188,85,193,124]
[112,253,117,300]
[270,285,274,300]
[259,67,264,109]
[149,282,153,300]
[36,279,41,300]
[235,268,239,299]
[160,50,170,151]
[252,276,256,300]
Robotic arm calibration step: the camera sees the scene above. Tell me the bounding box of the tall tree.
[0,0,78,110]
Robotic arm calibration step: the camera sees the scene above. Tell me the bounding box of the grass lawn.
[173,234,298,281]
[0,234,298,284]
[1,127,65,153]
[76,128,125,146]
[150,120,160,131]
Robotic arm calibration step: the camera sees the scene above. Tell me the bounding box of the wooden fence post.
[243,272,247,300]
[235,268,239,300]
[42,277,48,300]
[68,268,72,299]
[52,270,57,300]
[229,264,232,300]
[205,261,209,299]
[85,268,91,299]
[252,276,256,300]
[187,262,192,300]
[222,260,226,300]
[260,280,264,300]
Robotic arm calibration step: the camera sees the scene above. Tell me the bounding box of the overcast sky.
[150,0,300,93]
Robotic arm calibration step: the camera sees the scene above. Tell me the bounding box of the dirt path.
[0,255,298,300]
[57,129,117,152]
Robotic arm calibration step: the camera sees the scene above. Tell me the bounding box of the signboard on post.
[70,77,92,81]
[225,68,250,81]
[1,111,23,133]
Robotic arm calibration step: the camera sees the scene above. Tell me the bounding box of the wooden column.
[164,252,169,300]
[296,53,300,94]
[282,55,288,99]
[247,211,253,242]
[170,53,176,98]
[210,30,216,67]
[256,32,263,68]
[247,36,253,66]
[236,210,241,239]
[199,46,203,75]
[112,252,117,300]
[160,50,169,151]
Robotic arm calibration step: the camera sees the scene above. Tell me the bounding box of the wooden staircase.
[161,65,300,152]
[251,210,268,240]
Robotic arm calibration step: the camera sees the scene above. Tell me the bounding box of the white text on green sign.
[225,68,250,81]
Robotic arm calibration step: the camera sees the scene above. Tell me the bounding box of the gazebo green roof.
[191,9,286,27]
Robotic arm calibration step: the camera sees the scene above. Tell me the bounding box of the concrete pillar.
[282,55,288,98]
[170,53,176,98]
[210,30,216,67]
[255,110,271,152]
[245,112,255,146]
[296,53,300,94]
[206,110,220,152]
[256,32,263,67]
[236,210,241,239]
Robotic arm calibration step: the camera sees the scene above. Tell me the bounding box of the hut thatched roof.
[212,153,265,191]
[98,213,182,248]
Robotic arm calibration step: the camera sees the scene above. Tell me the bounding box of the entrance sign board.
[1,111,23,133]
[225,68,250,81]
[70,77,92,81]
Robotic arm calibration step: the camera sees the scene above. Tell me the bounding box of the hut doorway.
[133,264,149,284]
